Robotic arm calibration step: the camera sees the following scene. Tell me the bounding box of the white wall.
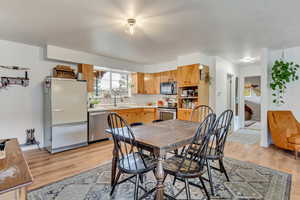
[214,57,238,116]
[268,47,300,120]
[0,40,146,150]
[0,40,76,150]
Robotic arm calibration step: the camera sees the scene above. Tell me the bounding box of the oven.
[157,107,177,121]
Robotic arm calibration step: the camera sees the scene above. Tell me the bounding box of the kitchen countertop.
[88,104,158,112]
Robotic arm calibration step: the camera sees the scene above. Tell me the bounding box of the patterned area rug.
[28,158,291,200]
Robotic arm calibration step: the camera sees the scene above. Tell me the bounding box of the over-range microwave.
[160,81,177,95]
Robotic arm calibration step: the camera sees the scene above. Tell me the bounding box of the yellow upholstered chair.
[268,110,300,159]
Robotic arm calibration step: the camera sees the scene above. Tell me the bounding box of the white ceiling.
[1,0,300,64]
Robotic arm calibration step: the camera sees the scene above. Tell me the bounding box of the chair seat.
[187,145,222,160]
[287,135,300,144]
[163,155,205,178]
[118,152,156,174]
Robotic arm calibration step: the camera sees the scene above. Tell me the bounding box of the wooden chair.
[163,113,216,200]
[205,109,233,195]
[177,105,214,155]
[107,113,156,200]
[190,105,214,122]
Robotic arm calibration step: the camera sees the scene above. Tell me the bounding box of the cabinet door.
[78,64,94,92]
[177,64,199,87]
[153,73,161,94]
[160,71,169,83]
[177,109,186,120]
[142,108,156,123]
[178,109,194,121]
[144,73,153,94]
[169,70,178,82]
[132,72,144,94]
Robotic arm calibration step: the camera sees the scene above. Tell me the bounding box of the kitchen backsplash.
[91,94,177,106]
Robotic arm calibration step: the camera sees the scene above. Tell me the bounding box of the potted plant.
[270,60,299,105]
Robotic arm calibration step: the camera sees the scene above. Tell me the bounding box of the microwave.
[160,81,177,95]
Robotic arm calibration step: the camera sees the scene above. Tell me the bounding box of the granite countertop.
[88,104,157,112]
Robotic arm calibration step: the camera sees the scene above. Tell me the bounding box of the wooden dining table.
[106,119,200,200]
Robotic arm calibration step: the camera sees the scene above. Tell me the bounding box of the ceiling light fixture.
[127,18,136,35]
[239,56,258,63]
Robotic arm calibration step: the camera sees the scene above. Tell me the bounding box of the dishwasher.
[88,111,110,142]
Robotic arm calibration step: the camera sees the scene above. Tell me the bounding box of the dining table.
[106,119,200,200]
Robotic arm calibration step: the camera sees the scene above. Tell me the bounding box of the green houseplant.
[270,60,299,105]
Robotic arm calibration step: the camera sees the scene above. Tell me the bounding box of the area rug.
[28,158,291,200]
[227,131,260,145]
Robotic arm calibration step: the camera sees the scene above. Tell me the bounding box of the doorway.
[243,76,261,131]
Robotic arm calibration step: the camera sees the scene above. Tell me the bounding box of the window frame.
[94,70,130,98]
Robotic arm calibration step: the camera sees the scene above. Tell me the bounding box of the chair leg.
[184,179,191,200]
[295,150,299,160]
[110,171,122,195]
[174,149,179,155]
[134,175,140,200]
[206,160,215,196]
[172,175,177,185]
[199,177,210,200]
[219,159,230,182]
[139,174,145,184]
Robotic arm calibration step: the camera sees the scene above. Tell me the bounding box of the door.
[52,79,87,125]
[52,122,87,149]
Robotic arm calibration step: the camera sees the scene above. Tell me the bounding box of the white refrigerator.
[44,77,88,153]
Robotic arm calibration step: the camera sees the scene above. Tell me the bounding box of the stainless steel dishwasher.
[88,111,110,142]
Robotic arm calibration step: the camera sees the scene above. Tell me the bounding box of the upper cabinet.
[144,73,160,94]
[131,69,177,95]
[77,64,94,92]
[160,70,177,83]
[177,64,200,87]
[131,72,144,94]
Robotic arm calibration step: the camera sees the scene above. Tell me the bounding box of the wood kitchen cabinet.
[113,108,157,124]
[131,72,144,94]
[144,73,160,94]
[177,64,200,87]
[78,64,94,92]
[177,108,192,121]
[142,108,157,123]
[160,70,177,83]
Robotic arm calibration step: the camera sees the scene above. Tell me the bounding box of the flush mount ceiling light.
[126,18,136,35]
[239,56,258,63]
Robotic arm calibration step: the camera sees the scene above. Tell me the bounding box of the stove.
[157,107,177,120]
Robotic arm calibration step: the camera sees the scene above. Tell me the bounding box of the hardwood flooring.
[24,140,300,200]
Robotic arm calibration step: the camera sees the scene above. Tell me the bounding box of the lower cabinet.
[112,108,157,125]
[178,109,191,121]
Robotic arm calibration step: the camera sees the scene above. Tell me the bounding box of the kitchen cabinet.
[177,64,200,87]
[131,72,144,94]
[144,73,160,94]
[112,108,156,124]
[142,108,157,123]
[160,70,177,83]
[177,108,192,121]
[153,73,161,94]
[78,64,94,92]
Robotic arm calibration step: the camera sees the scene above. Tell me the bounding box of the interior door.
[52,79,87,125]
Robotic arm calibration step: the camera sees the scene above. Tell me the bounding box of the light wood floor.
[24,140,300,200]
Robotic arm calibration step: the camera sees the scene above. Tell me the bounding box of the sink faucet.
[111,89,119,107]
